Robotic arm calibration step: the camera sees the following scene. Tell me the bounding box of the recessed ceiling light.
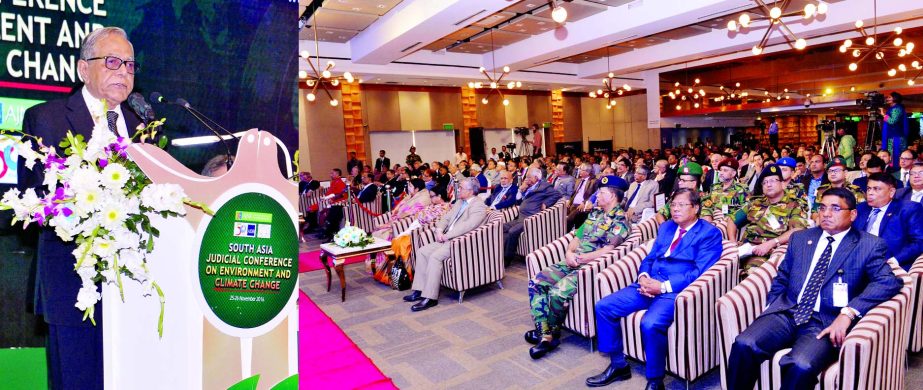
[377,4,385,8]
[339,36,346,39]
[537,21,545,25]
[352,7,361,11]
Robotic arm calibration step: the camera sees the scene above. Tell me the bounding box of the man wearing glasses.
[892,149,916,187]
[812,157,865,214]
[587,188,723,389]
[895,162,923,203]
[655,162,702,224]
[18,27,142,390]
[726,187,901,389]
[727,165,809,278]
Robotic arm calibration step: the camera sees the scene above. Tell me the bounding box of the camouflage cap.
[599,175,629,191]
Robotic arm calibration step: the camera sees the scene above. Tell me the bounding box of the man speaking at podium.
[18,27,143,390]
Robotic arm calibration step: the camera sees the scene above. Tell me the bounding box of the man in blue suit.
[852,172,923,270]
[587,188,724,390]
[486,170,517,210]
[355,172,379,203]
[894,161,923,203]
[726,187,902,390]
[503,167,562,263]
[18,27,143,390]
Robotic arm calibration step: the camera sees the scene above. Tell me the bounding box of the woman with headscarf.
[375,187,453,285]
[371,178,431,240]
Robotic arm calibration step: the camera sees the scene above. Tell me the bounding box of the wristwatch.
[660,282,667,294]
[840,307,857,321]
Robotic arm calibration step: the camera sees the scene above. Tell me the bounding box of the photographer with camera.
[838,127,856,169]
[881,92,908,166]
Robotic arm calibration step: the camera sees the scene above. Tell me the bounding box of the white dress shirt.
[639,219,699,293]
[912,189,923,203]
[797,228,850,312]
[573,178,589,205]
[865,202,890,236]
[490,185,512,208]
[82,86,130,139]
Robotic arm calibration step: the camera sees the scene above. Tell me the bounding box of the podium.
[103,130,299,389]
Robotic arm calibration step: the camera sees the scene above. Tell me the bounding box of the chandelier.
[761,88,791,103]
[299,11,355,106]
[838,0,921,86]
[467,29,523,105]
[713,82,749,104]
[588,47,631,109]
[727,0,829,55]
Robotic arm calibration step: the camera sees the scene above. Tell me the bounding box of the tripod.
[517,134,532,157]
[864,113,882,152]
[822,131,838,162]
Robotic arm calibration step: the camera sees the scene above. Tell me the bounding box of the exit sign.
[443,123,454,130]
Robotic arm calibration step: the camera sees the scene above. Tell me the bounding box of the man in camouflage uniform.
[812,157,865,214]
[526,176,631,360]
[702,158,749,222]
[777,156,808,212]
[728,165,809,278]
[656,162,703,223]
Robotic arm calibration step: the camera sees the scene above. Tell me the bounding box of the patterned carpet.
[298,260,723,389]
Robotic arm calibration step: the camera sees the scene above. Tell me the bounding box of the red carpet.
[299,250,369,273]
[299,291,396,389]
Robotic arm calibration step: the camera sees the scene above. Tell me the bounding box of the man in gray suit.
[403,178,488,311]
[625,165,658,224]
[553,163,576,199]
[504,168,563,264]
[726,187,902,390]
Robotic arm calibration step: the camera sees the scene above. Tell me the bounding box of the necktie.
[668,228,687,253]
[904,172,909,187]
[793,236,836,325]
[106,111,119,135]
[491,186,509,207]
[444,201,468,234]
[626,184,639,206]
[865,208,881,234]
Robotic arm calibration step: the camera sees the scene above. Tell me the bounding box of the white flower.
[75,285,100,311]
[98,204,127,232]
[69,167,102,193]
[75,262,98,281]
[15,140,41,170]
[100,163,130,190]
[111,228,140,250]
[119,249,146,278]
[72,187,103,217]
[51,212,80,241]
[92,237,117,259]
[140,184,186,214]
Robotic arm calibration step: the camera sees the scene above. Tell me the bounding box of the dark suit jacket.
[894,186,921,204]
[517,181,562,219]
[299,179,320,195]
[570,177,598,205]
[853,200,923,269]
[639,219,723,293]
[702,169,718,193]
[486,185,517,210]
[357,184,378,203]
[658,169,676,195]
[374,157,391,172]
[19,91,142,327]
[764,228,902,327]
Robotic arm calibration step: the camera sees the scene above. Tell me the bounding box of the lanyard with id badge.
[833,269,849,307]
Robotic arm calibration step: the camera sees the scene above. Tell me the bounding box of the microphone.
[151,92,233,170]
[128,92,155,124]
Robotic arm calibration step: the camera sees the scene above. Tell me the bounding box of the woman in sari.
[374,187,453,285]
[371,178,430,240]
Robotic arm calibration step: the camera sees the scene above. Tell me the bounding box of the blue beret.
[776,157,796,168]
[599,175,629,191]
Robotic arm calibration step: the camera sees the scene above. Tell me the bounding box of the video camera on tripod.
[856,91,886,115]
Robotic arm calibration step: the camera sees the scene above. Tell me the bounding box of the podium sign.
[104,130,299,389]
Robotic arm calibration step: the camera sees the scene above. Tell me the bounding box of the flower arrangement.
[333,223,374,248]
[0,104,210,337]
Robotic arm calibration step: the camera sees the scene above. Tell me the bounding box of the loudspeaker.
[468,127,486,161]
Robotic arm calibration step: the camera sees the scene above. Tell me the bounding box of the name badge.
[767,214,781,230]
[833,277,849,307]
[722,204,729,215]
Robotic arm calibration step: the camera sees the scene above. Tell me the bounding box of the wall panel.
[363,89,401,131]
[399,91,431,131]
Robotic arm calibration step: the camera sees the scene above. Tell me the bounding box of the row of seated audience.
[300,139,923,389]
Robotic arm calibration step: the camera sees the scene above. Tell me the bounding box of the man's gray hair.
[527,167,543,180]
[462,177,480,194]
[80,27,133,60]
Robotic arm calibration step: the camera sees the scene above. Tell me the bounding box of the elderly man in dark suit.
[503,167,563,264]
[853,172,923,270]
[355,172,379,203]
[18,27,143,390]
[486,170,517,210]
[726,187,903,390]
[587,188,723,389]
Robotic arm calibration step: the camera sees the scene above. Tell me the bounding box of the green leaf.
[158,135,168,149]
[269,374,298,390]
[227,375,260,390]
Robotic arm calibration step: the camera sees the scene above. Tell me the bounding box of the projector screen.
[370,131,456,168]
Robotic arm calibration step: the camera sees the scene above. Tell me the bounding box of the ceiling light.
[840,5,922,86]
[551,4,568,24]
[731,1,826,56]
[301,14,356,106]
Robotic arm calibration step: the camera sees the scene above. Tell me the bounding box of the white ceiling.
[299,0,923,96]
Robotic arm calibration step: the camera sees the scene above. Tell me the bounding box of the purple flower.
[98,158,109,168]
[105,138,129,159]
[45,153,66,171]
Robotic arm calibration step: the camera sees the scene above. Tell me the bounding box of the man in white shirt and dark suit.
[625,165,658,224]
[486,171,517,210]
[895,161,923,203]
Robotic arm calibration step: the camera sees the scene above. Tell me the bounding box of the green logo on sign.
[199,193,297,329]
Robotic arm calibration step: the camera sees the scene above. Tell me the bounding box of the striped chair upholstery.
[596,239,740,382]
[525,233,638,338]
[904,254,923,352]
[517,199,568,257]
[717,256,913,390]
[500,206,520,224]
[345,193,383,233]
[714,218,732,241]
[632,217,661,244]
[440,211,505,303]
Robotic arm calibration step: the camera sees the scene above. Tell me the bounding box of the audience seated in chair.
[895,161,923,203]
[485,170,517,210]
[402,178,487,312]
[624,165,658,224]
[565,163,599,230]
[852,172,923,270]
[700,158,748,223]
[587,188,723,390]
[525,176,630,360]
[725,188,903,390]
[503,167,563,264]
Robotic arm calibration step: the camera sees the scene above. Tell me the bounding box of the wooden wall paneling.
[559,91,578,143]
[341,83,367,162]
[398,91,431,131]
[476,93,507,129]
[301,88,347,175]
[460,87,479,156]
[363,89,401,131]
[527,94,552,126]
[429,90,463,131]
